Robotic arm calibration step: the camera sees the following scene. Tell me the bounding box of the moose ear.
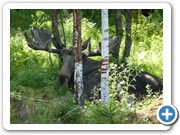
[82,37,91,51]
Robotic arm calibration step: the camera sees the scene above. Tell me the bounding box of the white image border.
[3,2,171,130]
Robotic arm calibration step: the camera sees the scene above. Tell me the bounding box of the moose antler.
[87,41,101,56]
[24,27,120,57]
[109,36,120,54]
[82,37,91,51]
[24,27,61,54]
[82,36,120,57]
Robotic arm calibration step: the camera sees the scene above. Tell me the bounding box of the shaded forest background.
[10,9,163,124]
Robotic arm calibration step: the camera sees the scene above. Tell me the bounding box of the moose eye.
[65,50,71,55]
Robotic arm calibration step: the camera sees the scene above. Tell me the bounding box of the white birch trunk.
[101,9,109,104]
[74,61,83,106]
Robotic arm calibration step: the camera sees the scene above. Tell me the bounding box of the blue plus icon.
[162,108,173,120]
[157,105,178,125]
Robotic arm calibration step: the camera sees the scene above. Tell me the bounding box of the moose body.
[58,48,162,99]
[24,27,162,100]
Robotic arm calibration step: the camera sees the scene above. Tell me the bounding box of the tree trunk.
[73,9,83,106]
[59,10,66,46]
[51,9,63,48]
[113,9,123,59]
[101,9,109,104]
[51,9,64,64]
[123,9,132,61]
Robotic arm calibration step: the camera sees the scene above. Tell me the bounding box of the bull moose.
[24,27,162,100]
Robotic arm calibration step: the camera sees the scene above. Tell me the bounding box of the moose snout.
[58,74,70,85]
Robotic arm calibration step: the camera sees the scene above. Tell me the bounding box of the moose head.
[24,27,121,97]
[57,36,121,86]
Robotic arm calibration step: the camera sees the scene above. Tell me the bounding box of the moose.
[24,26,162,100]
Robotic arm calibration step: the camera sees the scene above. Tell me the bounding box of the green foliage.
[123,10,163,77]
[31,91,83,124]
[83,63,149,124]
[10,9,163,124]
[10,32,60,86]
[10,9,51,32]
[59,14,101,50]
[11,90,84,124]
[84,99,131,124]
[110,63,136,92]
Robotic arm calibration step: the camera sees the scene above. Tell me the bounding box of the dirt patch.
[137,94,163,124]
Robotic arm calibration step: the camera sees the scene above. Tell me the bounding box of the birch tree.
[73,9,83,106]
[101,9,109,104]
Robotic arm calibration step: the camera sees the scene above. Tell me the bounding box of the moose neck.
[82,56,101,75]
